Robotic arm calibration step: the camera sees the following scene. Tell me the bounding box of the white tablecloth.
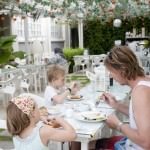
[62,83,130,150]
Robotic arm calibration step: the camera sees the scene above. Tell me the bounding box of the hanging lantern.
[113,19,122,27]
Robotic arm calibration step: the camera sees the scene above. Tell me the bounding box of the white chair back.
[90,54,107,71]
[73,56,90,73]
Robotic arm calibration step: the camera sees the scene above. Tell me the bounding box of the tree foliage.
[84,17,150,54]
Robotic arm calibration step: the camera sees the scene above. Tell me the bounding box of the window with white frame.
[51,20,63,40]
[12,16,42,40]
[28,18,42,38]
[12,17,24,38]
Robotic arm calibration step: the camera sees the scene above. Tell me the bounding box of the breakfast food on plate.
[39,106,48,116]
[48,119,61,128]
[69,95,81,99]
[82,112,106,121]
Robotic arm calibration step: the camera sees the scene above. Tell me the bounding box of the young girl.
[6,95,76,150]
[44,64,79,107]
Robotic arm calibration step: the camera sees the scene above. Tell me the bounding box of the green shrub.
[63,48,84,73]
[84,17,150,54]
[63,48,84,61]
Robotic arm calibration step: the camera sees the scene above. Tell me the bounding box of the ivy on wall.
[84,17,150,55]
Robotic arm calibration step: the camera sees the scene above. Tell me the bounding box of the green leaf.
[0,34,16,64]
[0,35,16,46]
[0,48,11,64]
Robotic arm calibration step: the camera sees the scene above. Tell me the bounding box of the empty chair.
[91,54,107,71]
[20,69,33,93]
[73,56,90,73]
[0,75,21,106]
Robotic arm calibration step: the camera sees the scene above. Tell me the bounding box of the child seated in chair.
[44,64,79,108]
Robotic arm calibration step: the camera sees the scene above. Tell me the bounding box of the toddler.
[44,64,79,108]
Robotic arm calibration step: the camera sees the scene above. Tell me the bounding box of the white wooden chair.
[73,56,90,73]
[90,54,107,71]
[0,75,21,106]
[20,66,35,93]
[20,69,33,93]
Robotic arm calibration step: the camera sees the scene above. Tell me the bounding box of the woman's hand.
[101,92,118,109]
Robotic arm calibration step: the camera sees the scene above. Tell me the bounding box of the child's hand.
[40,115,49,125]
[47,117,62,128]
[69,82,80,95]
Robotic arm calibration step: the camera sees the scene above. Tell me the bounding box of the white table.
[64,83,130,150]
[18,83,130,150]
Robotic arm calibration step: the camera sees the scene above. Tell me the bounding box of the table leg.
[81,141,89,150]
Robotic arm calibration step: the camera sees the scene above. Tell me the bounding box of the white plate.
[67,95,83,101]
[75,111,107,122]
